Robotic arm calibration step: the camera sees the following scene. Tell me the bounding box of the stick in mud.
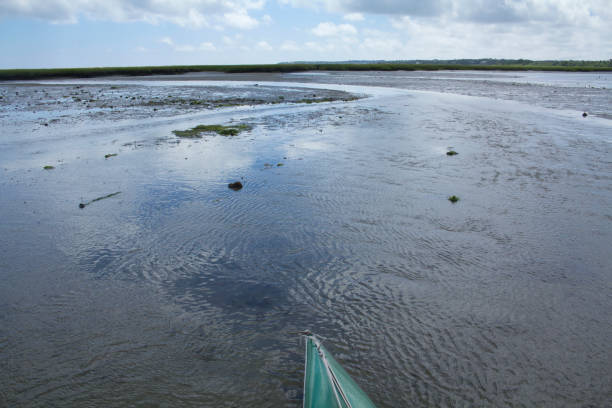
[79,192,121,208]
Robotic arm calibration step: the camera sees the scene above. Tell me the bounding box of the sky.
[0,0,610,68]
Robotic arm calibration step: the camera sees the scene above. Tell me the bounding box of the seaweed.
[172,124,252,138]
[448,195,460,203]
[228,181,243,191]
[79,191,121,208]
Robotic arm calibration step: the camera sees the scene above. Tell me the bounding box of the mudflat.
[1,70,611,407]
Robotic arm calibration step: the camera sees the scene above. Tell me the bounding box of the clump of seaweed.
[104,153,118,159]
[172,124,252,138]
[446,150,458,156]
[448,195,460,203]
[43,165,55,170]
[296,97,338,104]
[228,181,243,191]
[79,191,121,209]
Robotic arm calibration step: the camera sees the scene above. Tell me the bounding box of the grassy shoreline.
[1,63,611,81]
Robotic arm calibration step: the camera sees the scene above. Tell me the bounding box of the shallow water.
[1,71,611,407]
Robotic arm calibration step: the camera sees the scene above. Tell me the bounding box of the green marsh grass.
[2,62,611,81]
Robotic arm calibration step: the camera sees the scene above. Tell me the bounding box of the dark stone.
[582,112,588,117]
[228,181,243,191]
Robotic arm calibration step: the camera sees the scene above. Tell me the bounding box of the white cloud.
[280,0,612,26]
[2,0,611,63]
[160,37,174,46]
[256,41,273,51]
[222,10,260,29]
[312,22,357,37]
[343,12,364,21]
[176,44,197,52]
[280,41,300,51]
[222,34,244,46]
[305,41,336,53]
[199,42,216,51]
[278,0,447,17]
[0,0,264,29]
[162,38,217,53]
[361,37,403,55]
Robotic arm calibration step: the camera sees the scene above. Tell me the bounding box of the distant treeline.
[1,60,611,81]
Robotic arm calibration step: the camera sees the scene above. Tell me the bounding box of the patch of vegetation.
[446,150,458,156]
[172,124,252,138]
[448,195,460,203]
[43,165,55,170]
[104,153,118,159]
[2,60,611,81]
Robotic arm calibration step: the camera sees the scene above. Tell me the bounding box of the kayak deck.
[303,333,377,408]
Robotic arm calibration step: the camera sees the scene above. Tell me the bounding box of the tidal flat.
[1,71,611,407]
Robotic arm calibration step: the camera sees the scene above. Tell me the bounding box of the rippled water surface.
[1,71,611,407]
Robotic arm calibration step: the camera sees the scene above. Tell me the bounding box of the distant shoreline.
[1,63,611,81]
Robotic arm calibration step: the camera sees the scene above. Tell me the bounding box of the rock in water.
[228,181,243,191]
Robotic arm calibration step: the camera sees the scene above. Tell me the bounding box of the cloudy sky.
[0,0,610,68]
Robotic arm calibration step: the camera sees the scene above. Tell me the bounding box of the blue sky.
[0,0,610,68]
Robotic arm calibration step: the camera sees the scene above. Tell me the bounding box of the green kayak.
[303,332,377,408]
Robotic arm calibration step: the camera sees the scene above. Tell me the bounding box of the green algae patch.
[448,195,460,203]
[172,124,252,138]
[43,165,55,170]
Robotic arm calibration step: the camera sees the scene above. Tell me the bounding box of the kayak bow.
[303,332,377,408]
